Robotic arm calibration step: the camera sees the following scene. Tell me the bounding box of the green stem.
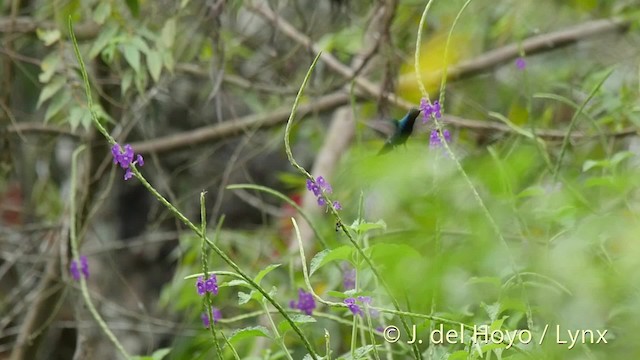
[70,146,131,359]
[200,193,224,359]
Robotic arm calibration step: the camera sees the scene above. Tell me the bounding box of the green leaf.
[238,291,251,305]
[582,159,602,172]
[89,24,119,58]
[447,351,469,360]
[150,348,170,360]
[162,50,174,72]
[228,326,271,343]
[37,76,66,108]
[147,49,162,82]
[610,151,634,167]
[225,279,251,288]
[39,53,60,83]
[124,0,140,17]
[134,65,148,93]
[350,219,387,234]
[121,69,134,96]
[44,91,71,123]
[36,28,61,46]
[160,18,177,48]
[93,2,111,24]
[278,314,316,334]
[68,107,84,130]
[336,345,375,359]
[254,264,281,285]
[122,43,140,73]
[310,246,352,276]
[131,36,151,56]
[515,186,545,199]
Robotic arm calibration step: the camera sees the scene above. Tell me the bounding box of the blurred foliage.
[3,0,640,359]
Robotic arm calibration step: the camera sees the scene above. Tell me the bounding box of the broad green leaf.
[44,91,71,122]
[277,314,316,334]
[37,76,65,108]
[93,2,111,24]
[160,18,177,48]
[515,186,545,199]
[238,291,251,305]
[68,107,84,130]
[134,66,148,93]
[350,219,386,234]
[225,279,251,288]
[131,36,151,56]
[122,43,140,73]
[147,49,162,82]
[151,348,170,360]
[610,151,634,167]
[89,24,119,58]
[39,53,60,83]
[180,0,191,9]
[228,326,271,343]
[254,263,281,285]
[582,159,602,172]
[162,50,174,72]
[310,246,352,276]
[36,28,61,46]
[121,69,134,96]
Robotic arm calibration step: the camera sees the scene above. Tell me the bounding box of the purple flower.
[111,143,144,180]
[345,298,362,316]
[196,274,218,296]
[429,129,452,148]
[80,256,89,279]
[420,98,442,123]
[516,57,526,70]
[201,307,222,328]
[345,296,378,317]
[291,289,316,315]
[70,261,80,281]
[342,264,356,290]
[70,256,89,281]
[305,176,342,210]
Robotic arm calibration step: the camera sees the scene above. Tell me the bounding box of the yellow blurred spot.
[397,32,468,103]
[508,102,529,126]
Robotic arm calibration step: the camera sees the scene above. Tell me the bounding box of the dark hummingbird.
[377,108,421,155]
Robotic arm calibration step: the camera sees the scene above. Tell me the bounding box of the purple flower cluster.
[201,307,222,328]
[196,274,219,296]
[306,176,342,210]
[345,296,378,317]
[515,57,526,70]
[290,289,316,315]
[111,143,144,180]
[419,98,442,123]
[70,256,89,281]
[429,129,452,148]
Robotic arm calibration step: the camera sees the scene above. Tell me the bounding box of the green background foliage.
[2,0,640,359]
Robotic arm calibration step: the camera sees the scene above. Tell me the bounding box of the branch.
[130,91,352,154]
[0,17,99,40]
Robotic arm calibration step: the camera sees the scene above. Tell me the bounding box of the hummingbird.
[377,108,421,155]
